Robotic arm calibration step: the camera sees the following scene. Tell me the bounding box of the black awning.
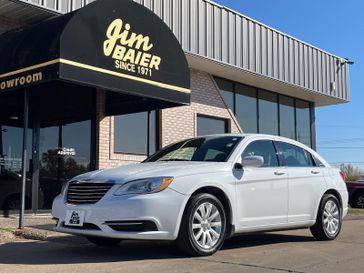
[0,0,190,105]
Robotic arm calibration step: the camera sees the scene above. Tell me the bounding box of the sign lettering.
[103,19,161,77]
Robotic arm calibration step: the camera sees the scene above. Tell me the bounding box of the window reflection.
[236,84,257,133]
[114,111,157,155]
[0,125,32,213]
[258,91,278,135]
[214,77,314,148]
[296,100,312,147]
[197,115,228,136]
[279,96,295,139]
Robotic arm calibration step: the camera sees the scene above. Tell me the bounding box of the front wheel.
[176,193,227,256]
[310,194,342,240]
[86,236,122,246]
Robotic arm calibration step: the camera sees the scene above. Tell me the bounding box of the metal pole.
[147,111,151,157]
[19,89,29,229]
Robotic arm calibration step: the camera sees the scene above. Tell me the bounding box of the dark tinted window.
[145,137,242,162]
[258,91,278,135]
[114,111,157,155]
[296,100,311,147]
[279,96,295,139]
[236,84,258,133]
[214,78,234,111]
[276,142,313,167]
[242,140,279,167]
[197,115,228,136]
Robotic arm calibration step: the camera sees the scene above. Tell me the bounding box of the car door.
[275,141,326,223]
[235,140,288,229]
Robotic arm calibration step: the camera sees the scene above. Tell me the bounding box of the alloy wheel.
[191,202,222,250]
[323,200,340,236]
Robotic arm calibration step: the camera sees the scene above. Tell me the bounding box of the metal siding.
[261,26,267,76]
[235,15,242,67]
[242,17,249,70]
[213,5,221,61]
[10,0,349,102]
[228,12,236,65]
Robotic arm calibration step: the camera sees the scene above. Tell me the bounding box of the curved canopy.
[0,0,190,105]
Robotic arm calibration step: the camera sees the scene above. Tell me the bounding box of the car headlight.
[114,177,173,196]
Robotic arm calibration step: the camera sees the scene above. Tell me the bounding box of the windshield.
[145,136,243,163]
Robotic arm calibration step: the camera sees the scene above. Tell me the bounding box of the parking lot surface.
[0,219,363,273]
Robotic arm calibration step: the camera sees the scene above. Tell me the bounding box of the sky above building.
[215,0,364,169]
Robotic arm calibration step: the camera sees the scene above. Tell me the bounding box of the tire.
[176,193,227,256]
[310,194,342,241]
[349,191,364,209]
[86,236,122,246]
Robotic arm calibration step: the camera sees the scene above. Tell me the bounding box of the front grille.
[66,181,114,205]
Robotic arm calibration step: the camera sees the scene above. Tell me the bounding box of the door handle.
[274,171,286,176]
[311,170,320,174]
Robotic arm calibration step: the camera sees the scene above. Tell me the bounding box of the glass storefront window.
[39,120,92,209]
[296,100,312,147]
[258,90,278,135]
[236,84,258,133]
[279,96,295,139]
[0,125,32,213]
[114,111,158,155]
[197,115,228,136]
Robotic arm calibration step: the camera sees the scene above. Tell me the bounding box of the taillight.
[339,171,347,182]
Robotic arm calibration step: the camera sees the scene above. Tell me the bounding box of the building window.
[279,95,295,139]
[235,84,258,133]
[197,115,229,136]
[114,111,158,155]
[258,91,278,135]
[214,76,314,148]
[296,100,312,147]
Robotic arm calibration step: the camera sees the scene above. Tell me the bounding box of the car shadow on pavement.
[0,232,314,265]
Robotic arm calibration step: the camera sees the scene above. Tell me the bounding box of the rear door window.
[275,142,313,167]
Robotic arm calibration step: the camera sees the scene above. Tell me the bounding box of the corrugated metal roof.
[0,0,350,105]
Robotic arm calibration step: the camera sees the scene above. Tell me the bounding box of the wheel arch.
[183,186,235,238]
[324,189,343,210]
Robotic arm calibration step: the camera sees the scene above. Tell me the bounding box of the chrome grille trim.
[66,181,114,205]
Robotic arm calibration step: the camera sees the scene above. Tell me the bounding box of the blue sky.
[214,0,364,169]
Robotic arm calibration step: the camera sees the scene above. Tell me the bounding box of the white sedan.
[52,134,348,256]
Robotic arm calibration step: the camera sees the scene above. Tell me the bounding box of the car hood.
[72,162,231,184]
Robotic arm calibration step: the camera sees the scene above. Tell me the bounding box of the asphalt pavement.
[0,219,363,273]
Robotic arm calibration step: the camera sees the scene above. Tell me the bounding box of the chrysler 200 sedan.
[52,134,348,256]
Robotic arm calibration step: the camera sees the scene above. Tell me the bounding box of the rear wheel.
[86,236,122,246]
[349,191,364,208]
[176,193,226,256]
[310,194,342,240]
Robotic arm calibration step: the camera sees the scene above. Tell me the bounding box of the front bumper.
[52,188,188,240]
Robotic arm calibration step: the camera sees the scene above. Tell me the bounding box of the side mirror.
[234,162,243,170]
[241,156,264,168]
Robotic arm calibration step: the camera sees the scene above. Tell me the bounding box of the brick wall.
[96,69,242,169]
